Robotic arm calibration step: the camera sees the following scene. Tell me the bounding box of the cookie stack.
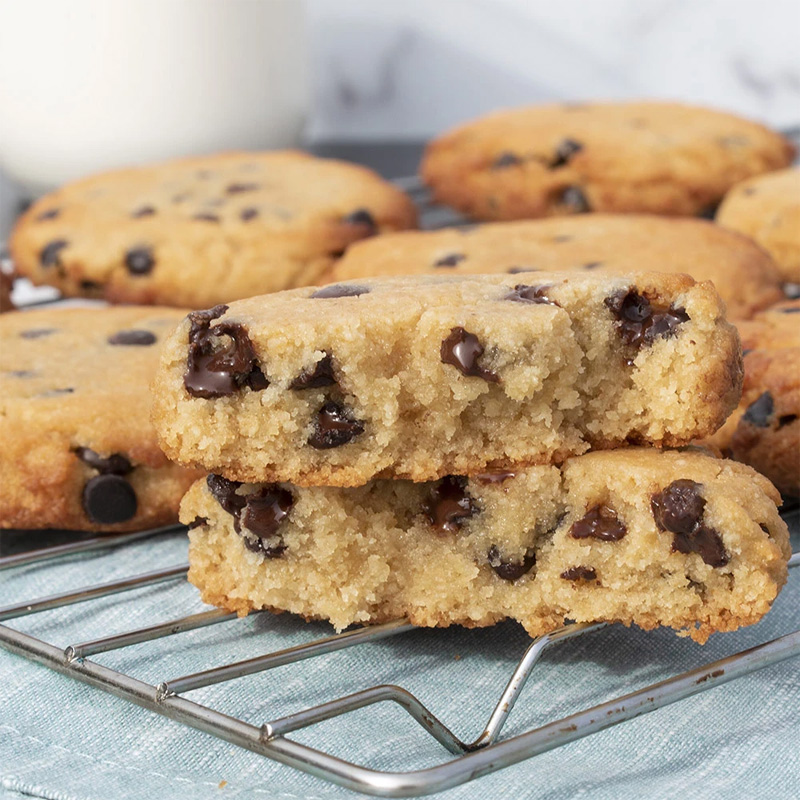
[151,272,790,643]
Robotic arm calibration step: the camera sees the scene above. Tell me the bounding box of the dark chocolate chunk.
[423,476,478,534]
[82,474,137,524]
[240,207,259,222]
[505,284,558,306]
[308,401,365,449]
[131,205,156,218]
[434,252,466,268]
[226,183,259,194]
[671,524,729,568]
[742,392,774,428]
[193,212,220,223]
[36,208,60,221]
[491,151,522,169]
[239,486,293,557]
[560,566,597,581]
[779,414,798,427]
[604,289,689,348]
[40,239,69,267]
[107,329,157,346]
[440,327,499,383]
[550,138,583,168]
[206,473,245,518]
[187,516,208,529]
[570,505,627,541]
[488,545,536,581]
[343,208,377,235]
[74,447,133,475]
[20,328,56,339]
[125,246,155,275]
[310,284,370,299]
[475,470,516,485]
[290,353,336,390]
[559,186,591,213]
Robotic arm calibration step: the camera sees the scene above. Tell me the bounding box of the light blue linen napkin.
[1,514,798,800]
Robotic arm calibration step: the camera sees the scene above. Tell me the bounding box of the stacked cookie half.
[152,272,790,643]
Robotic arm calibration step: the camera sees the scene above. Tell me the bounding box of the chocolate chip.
[183,306,269,398]
[651,480,729,567]
[583,261,603,270]
[604,289,689,348]
[308,401,365,449]
[107,330,157,346]
[475,470,516,485]
[290,353,336,390]
[343,209,377,235]
[82,474,137,524]
[570,505,627,541]
[491,152,522,169]
[779,414,798,427]
[440,327,499,383]
[36,208,60,221]
[125,246,155,275]
[742,392,774,428]
[193,213,220,222]
[240,207,259,222]
[423,476,478,534]
[80,280,102,291]
[206,473,245,519]
[559,186,591,213]
[311,284,370,299]
[20,328,56,339]
[187,516,208,529]
[550,138,583,168]
[488,545,536,581]
[226,183,259,194]
[74,447,133,475]
[40,239,68,267]
[560,566,597,581]
[434,253,465,268]
[131,205,156,218]
[507,266,537,274]
[239,486,293,557]
[504,284,558,306]
[696,203,720,220]
[778,306,800,313]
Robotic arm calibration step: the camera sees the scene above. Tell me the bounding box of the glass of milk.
[0,0,309,194]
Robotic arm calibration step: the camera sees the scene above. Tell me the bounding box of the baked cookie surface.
[0,306,202,531]
[9,151,417,308]
[330,215,785,319]
[183,448,790,643]
[153,273,742,486]
[716,167,800,284]
[421,102,794,221]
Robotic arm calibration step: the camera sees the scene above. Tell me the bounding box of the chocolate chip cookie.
[421,102,794,221]
[706,299,800,498]
[182,448,789,643]
[716,167,800,284]
[0,306,202,531]
[9,151,417,308]
[329,215,785,319]
[152,273,741,486]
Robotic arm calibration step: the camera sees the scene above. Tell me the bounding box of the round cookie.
[0,306,203,531]
[9,151,417,308]
[329,215,785,319]
[716,167,800,284]
[706,299,800,499]
[421,101,794,221]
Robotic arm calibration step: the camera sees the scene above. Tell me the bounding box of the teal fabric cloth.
[1,513,798,800]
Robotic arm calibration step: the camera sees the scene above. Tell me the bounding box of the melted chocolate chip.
[239,486,293,557]
[504,284,558,306]
[779,414,798,427]
[423,476,478,534]
[488,545,536,581]
[311,284,370,299]
[226,183,259,194]
[440,327,499,383]
[131,205,156,218]
[475,470,516,485]
[20,328,56,339]
[434,253,466,268]
[125,246,155,275]
[559,186,591,213]
[107,330,157,346]
[40,239,69,267]
[36,208,60,221]
[82,474,137,524]
[604,289,689,348]
[343,209,377,235]
[308,401,365,449]
[240,207,259,222]
[742,392,774,428]
[183,306,269,398]
[560,566,597,581]
[570,505,627,541]
[206,473,245,518]
[75,447,133,475]
[187,516,208,529]
[290,353,336,389]
[671,524,729,568]
[550,138,583,168]
[193,212,220,222]
[491,152,522,169]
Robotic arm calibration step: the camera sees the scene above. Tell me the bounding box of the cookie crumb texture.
[153,273,742,486]
[329,214,785,320]
[716,167,800,284]
[182,449,790,644]
[9,150,417,307]
[0,307,202,531]
[421,102,794,220]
